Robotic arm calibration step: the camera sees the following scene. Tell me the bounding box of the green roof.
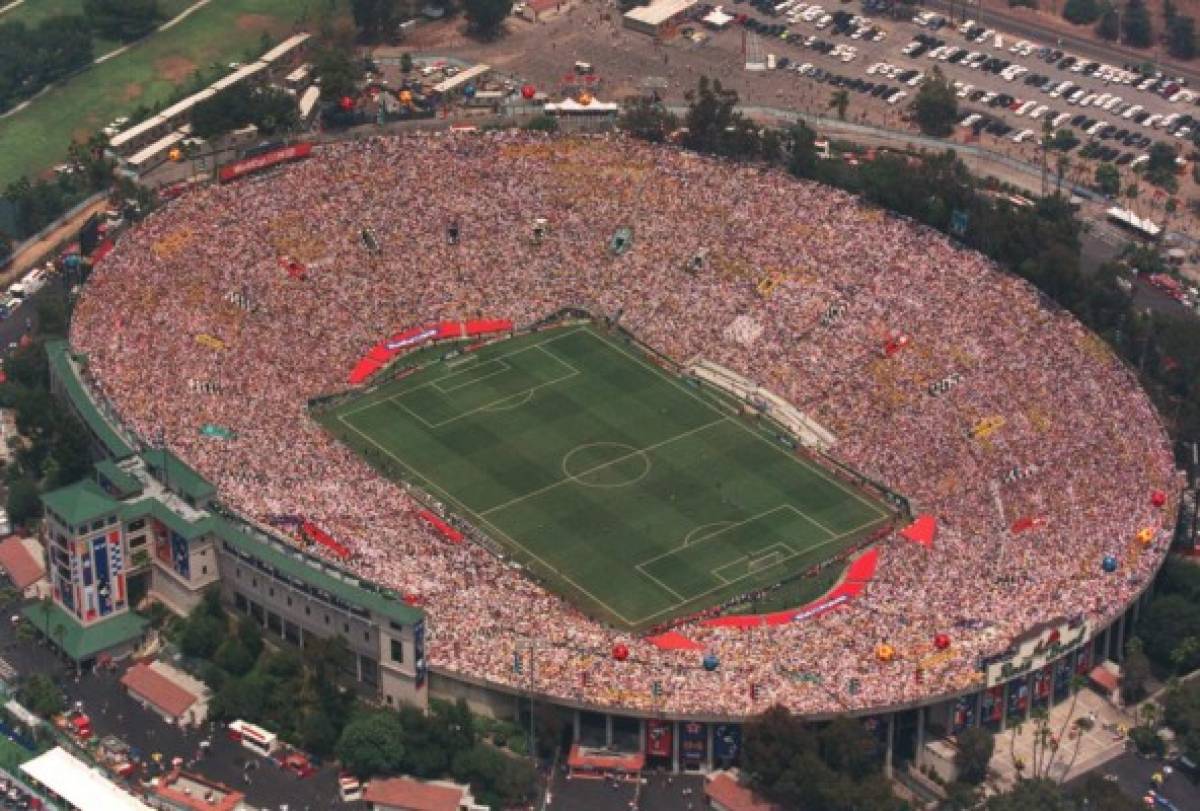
[94,460,142,499]
[119,498,207,540]
[140,448,215,502]
[21,602,147,661]
[45,340,136,460]
[41,481,119,527]
[210,515,424,626]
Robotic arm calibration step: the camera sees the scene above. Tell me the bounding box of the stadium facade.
[35,333,1160,775]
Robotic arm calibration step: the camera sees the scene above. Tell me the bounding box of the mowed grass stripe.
[325,325,891,630]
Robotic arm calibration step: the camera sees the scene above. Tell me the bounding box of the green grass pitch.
[319,324,892,631]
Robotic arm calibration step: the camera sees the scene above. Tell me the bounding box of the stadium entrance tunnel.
[561,442,652,488]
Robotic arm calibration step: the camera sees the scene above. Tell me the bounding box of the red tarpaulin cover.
[647,631,705,651]
[300,520,351,559]
[900,514,937,548]
[702,548,879,629]
[417,509,464,543]
[90,239,115,265]
[347,319,514,385]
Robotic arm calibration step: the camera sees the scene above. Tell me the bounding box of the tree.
[787,121,819,179]
[350,0,398,42]
[683,76,764,160]
[6,474,41,526]
[1096,6,1120,40]
[828,89,850,121]
[1063,0,1102,23]
[914,66,958,137]
[191,83,298,139]
[18,673,64,718]
[463,0,513,38]
[955,727,994,784]
[1140,594,1200,670]
[1095,162,1121,195]
[312,47,359,102]
[522,114,558,132]
[1168,16,1196,59]
[1121,0,1152,47]
[213,637,256,676]
[619,95,677,143]
[986,778,1068,811]
[83,0,160,42]
[336,711,407,777]
[1121,638,1151,703]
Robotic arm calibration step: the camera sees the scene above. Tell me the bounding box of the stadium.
[60,132,1178,770]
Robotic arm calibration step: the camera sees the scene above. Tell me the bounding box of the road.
[1066,749,1200,810]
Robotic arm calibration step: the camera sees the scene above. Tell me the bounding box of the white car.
[1051,112,1071,127]
[1103,96,1123,111]
[1085,120,1107,135]
[1145,113,1163,128]
[1030,104,1048,118]
[1122,104,1143,119]
[1015,100,1037,116]
[906,71,922,85]
[887,90,908,105]
[1012,128,1035,143]
[956,83,975,98]
[959,113,982,128]
[1092,93,1111,107]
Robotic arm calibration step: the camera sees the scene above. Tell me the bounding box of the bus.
[227,720,279,757]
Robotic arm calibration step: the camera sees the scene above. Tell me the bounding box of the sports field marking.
[334,412,643,627]
[713,543,790,583]
[561,442,652,489]
[329,325,894,630]
[478,418,726,517]
[636,505,831,571]
[432,358,513,394]
[481,390,534,412]
[390,345,579,430]
[593,331,890,521]
[629,518,880,624]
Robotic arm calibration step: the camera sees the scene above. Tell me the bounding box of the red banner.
[219,142,313,183]
[646,720,672,758]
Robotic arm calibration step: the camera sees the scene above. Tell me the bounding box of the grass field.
[320,325,891,631]
[0,0,332,187]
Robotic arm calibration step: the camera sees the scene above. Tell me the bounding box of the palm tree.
[828,89,850,121]
[1045,674,1088,783]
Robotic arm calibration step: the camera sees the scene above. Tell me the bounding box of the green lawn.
[0,0,331,187]
[319,325,891,631]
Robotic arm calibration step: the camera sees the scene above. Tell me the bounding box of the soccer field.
[320,325,891,630]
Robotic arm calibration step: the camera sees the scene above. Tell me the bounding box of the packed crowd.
[70,132,1179,717]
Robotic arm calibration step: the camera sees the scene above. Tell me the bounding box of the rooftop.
[22,602,147,661]
[21,747,151,811]
[362,777,465,811]
[154,770,244,811]
[120,662,197,719]
[95,459,143,499]
[42,480,119,527]
[46,340,136,459]
[705,771,780,811]
[140,448,215,503]
[0,536,44,590]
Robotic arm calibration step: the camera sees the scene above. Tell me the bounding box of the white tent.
[21,747,152,811]
[702,7,734,28]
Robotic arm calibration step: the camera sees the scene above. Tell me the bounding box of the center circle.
[561,442,651,489]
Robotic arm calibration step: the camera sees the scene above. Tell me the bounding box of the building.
[0,535,46,597]
[39,342,428,706]
[542,97,619,132]
[704,771,780,811]
[120,662,206,725]
[362,777,487,811]
[622,0,699,36]
[149,770,247,811]
[44,306,1162,776]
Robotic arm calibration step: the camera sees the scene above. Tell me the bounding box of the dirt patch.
[155,55,197,84]
[235,13,274,32]
[122,83,143,102]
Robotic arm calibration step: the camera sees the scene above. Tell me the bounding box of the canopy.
[21,747,152,811]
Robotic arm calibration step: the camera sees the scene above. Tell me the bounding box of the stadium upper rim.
[68,131,1179,720]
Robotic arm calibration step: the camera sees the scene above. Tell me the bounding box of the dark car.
[1116,153,1134,165]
